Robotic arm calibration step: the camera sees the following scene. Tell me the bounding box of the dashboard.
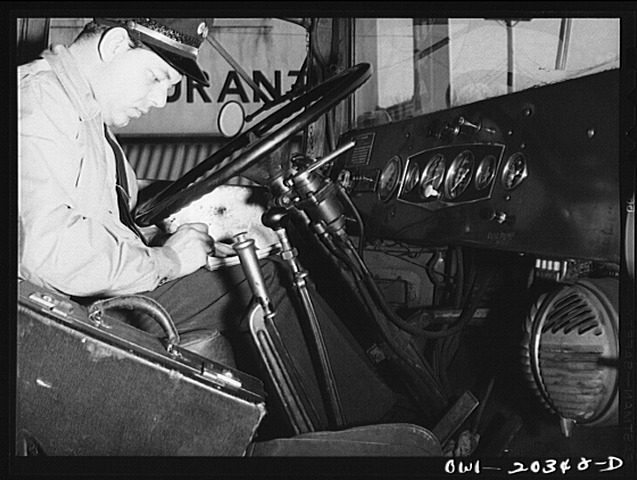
[333,69,621,263]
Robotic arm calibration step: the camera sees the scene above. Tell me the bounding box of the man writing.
[18,17,403,431]
[19,18,215,297]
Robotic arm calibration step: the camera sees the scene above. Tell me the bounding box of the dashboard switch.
[481,207,513,225]
[494,211,508,224]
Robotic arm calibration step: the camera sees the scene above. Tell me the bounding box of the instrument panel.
[333,69,620,263]
[394,144,507,209]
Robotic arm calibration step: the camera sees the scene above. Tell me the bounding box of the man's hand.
[213,241,236,258]
[163,223,213,277]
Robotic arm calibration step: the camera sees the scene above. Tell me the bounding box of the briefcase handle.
[88,295,180,351]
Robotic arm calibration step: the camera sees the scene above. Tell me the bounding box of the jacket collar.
[42,44,101,122]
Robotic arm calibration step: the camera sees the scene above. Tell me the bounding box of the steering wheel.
[135,63,372,227]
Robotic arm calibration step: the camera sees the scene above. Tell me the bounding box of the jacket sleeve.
[18,72,181,297]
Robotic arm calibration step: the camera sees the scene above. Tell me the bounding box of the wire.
[320,234,444,390]
[393,215,437,237]
[337,186,366,258]
[453,247,465,309]
[343,236,493,340]
[471,376,496,435]
[434,265,477,396]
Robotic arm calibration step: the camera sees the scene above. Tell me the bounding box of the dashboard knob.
[262,207,289,231]
[494,211,508,224]
[456,116,496,135]
[457,116,480,132]
[481,207,512,224]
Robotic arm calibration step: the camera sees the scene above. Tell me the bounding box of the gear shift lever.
[262,208,346,428]
[233,232,319,434]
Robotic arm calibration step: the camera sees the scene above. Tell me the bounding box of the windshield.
[41,17,620,136]
[353,18,620,127]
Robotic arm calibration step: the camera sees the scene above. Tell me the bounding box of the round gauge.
[445,150,475,199]
[501,152,528,190]
[419,154,446,198]
[403,162,420,194]
[475,155,497,191]
[377,156,402,202]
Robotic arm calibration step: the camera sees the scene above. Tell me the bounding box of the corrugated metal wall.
[121,135,304,183]
[121,139,222,181]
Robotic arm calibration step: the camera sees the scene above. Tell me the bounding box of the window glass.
[46,18,308,136]
[353,18,620,127]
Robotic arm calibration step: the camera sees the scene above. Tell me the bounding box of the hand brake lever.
[232,233,319,434]
[262,208,346,429]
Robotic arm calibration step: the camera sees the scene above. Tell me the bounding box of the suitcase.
[15,280,267,456]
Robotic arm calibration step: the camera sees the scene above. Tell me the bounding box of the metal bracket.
[28,292,74,319]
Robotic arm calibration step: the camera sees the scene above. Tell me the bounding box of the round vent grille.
[522,278,618,428]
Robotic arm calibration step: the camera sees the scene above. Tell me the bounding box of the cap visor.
[145,43,210,87]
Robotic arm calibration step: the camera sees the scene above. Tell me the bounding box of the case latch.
[28,292,74,318]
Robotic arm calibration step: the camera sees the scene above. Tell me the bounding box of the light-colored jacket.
[18,44,178,297]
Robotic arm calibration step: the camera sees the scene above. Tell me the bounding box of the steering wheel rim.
[135,63,372,227]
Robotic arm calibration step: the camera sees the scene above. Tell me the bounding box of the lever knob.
[481,207,513,225]
[262,207,289,231]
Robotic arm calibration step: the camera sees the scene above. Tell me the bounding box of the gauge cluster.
[333,69,619,262]
[358,142,528,208]
[395,144,507,209]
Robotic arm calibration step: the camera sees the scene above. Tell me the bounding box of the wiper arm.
[206,34,274,104]
[207,20,313,124]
